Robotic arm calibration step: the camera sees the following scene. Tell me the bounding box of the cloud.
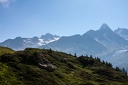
[0,0,15,8]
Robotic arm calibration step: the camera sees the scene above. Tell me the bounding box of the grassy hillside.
[0,47,128,85]
[0,46,15,56]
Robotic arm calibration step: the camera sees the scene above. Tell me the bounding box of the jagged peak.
[15,37,22,40]
[115,27,128,35]
[40,33,60,39]
[116,27,127,31]
[32,36,39,39]
[99,23,111,30]
[45,33,54,36]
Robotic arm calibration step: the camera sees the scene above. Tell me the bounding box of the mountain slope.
[0,47,128,85]
[41,34,106,56]
[0,46,14,56]
[108,51,128,71]
[115,28,128,40]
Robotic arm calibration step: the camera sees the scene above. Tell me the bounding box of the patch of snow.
[38,37,60,46]
[38,39,45,46]
[23,39,32,44]
[113,49,127,56]
[119,34,128,40]
[54,37,60,40]
[45,37,60,44]
[94,37,99,42]
[23,40,26,43]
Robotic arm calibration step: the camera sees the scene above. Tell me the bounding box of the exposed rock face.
[29,52,56,72]
[38,63,56,72]
[0,50,56,72]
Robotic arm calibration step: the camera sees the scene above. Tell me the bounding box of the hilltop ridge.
[0,47,128,85]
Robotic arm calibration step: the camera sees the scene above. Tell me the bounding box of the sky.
[0,0,128,42]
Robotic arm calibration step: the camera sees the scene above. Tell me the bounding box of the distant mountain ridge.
[1,23,128,73]
[85,23,128,58]
[83,24,128,72]
[41,34,106,56]
[0,33,60,50]
[86,23,128,46]
[115,28,128,40]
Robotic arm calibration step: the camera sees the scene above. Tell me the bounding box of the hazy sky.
[0,0,128,42]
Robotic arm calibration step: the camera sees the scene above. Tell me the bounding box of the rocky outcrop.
[38,63,56,72]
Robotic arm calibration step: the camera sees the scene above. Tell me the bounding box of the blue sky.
[0,0,128,42]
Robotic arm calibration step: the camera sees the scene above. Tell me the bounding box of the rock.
[38,63,56,72]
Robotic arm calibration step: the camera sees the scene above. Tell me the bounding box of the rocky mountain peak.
[99,23,112,32]
[40,33,60,41]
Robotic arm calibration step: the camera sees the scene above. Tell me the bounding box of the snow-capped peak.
[37,37,60,46]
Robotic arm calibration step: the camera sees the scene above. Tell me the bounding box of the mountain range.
[41,34,106,56]
[0,33,60,50]
[1,23,128,72]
